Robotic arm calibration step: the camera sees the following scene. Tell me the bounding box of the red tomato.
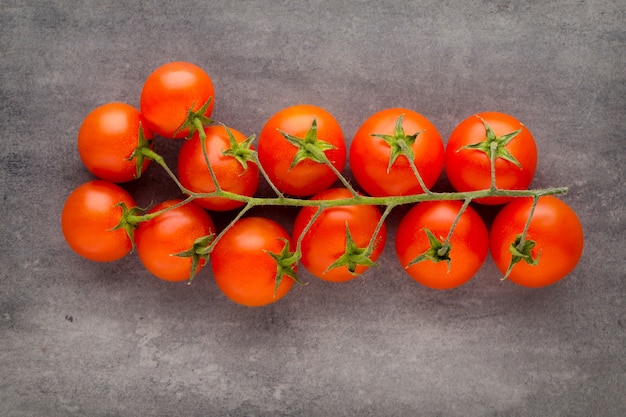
[211,217,296,306]
[177,125,260,211]
[61,180,136,262]
[445,112,537,205]
[395,201,489,290]
[257,104,346,196]
[349,108,444,196]
[78,102,154,183]
[292,188,387,282]
[135,200,215,282]
[489,196,584,288]
[139,61,215,139]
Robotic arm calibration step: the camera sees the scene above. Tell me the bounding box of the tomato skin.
[139,61,215,139]
[211,217,295,307]
[292,188,387,282]
[78,102,154,183]
[445,112,537,205]
[395,201,489,290]
[134,200,215,282]
[489,196,584,288]
[257,104,346,196]
[61,180,135,262]
[177,125,260,211]
[349,108,444,196]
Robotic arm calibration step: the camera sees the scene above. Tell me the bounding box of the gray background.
[1,0,625,416]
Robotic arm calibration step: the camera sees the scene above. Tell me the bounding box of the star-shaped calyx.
[265,239,303,296]
[324,223,379,276]
[278,118,336,169]
[371,114,424,173]
[457,116,523,168]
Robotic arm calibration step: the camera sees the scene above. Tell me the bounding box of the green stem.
[294,205,325,256]
[490,140,498,191]
[438,198,472,257]
[138,129,568,276]
[206,202,255,253]
[140,148,192,195]
[365,204,395,256]
[194,118,222,193]
[397,140,431,194]
[251,152,286,199]
[190,186,568,209]
[304,142,358,197]
[516,194,540,250]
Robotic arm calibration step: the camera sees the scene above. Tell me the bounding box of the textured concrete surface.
[1,1,625,416]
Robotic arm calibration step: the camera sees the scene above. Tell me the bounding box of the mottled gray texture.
[1,0,625,416]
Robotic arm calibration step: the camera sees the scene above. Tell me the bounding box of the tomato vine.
[61,61,584,306]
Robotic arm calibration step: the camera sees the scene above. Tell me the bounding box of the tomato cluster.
[62,61,584,307]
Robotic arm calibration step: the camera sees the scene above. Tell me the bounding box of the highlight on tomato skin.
[211,217,296,307]
[61,180,136,262]
[489,196,584,288]
[395,201,489,290]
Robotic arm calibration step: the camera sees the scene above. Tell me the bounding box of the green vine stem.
[501,194,542,280]
[438,198,472,257]
[126,116,568,283]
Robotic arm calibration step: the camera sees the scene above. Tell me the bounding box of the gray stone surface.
[1,0,625,416]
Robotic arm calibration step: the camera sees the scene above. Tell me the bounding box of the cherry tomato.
[211,217,296,307]
[78,102,154,183]
[135,200,215,282]
[257,104,346,196]
[177,125,260,211]
[489,196,584,288]
[395,201,489,290]
[139,61,215,139]
[445,111,537,205]
[61,180,136,262]
[292,188,387,282]
[349,108,444,196]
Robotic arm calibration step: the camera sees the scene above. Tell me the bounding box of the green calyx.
[265,239,303,296]
[324,223,378,276]
[110,202,144,251]
[502,234,540,280]
[128,125,154,179]
[458,116,523,168]
[172,234,215,282]
[278,118,336,169]
[406,228,452,270]
[221,125,257,171]
[173,97,214,139]
[371,114,424,173]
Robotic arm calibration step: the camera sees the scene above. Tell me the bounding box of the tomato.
[349,108,444,196]
[257,104,346,196]
[135,200,215,282]
[61,180,136,262]
[78,102,154,183]
[489,196,584,288]
[177,125,259,211]
[395,201,489,290]
[139,61,215,139]
[211,217,296,306]
[292,188,387,282]
[445,111,537,205]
